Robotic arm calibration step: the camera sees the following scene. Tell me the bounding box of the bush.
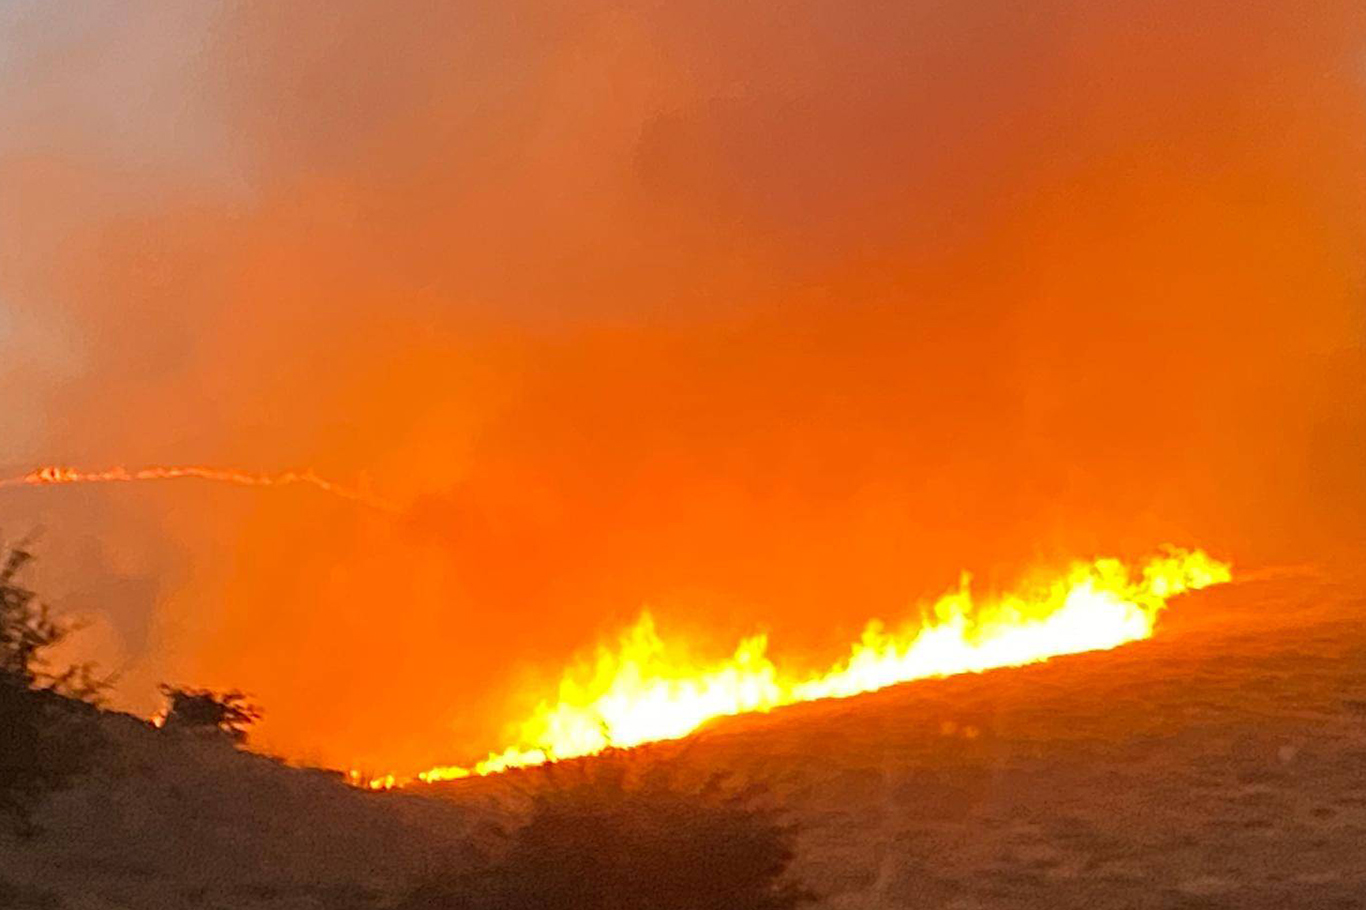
[0,544,106,835]
[0,547,62,687]
[158,685,262,743]
[399,751,811,910]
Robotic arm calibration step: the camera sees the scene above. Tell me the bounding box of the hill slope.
[0,713,493,909]
[4,568,1363,909]
[568,568,1366,908]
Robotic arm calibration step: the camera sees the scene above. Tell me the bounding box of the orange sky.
[1,0,1363,772]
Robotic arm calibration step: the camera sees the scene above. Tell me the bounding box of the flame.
[347,770,399,791]
[0,464,394,511]
[402,547,1229,785]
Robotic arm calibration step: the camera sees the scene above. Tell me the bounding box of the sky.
[1,0,1364,772]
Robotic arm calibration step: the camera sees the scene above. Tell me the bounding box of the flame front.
[0,464,394,511]
[407,547,1229,785]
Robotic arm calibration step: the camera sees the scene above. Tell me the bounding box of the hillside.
[0,712,491,909]
[562,566,1366,908]
[4,567,1364,908]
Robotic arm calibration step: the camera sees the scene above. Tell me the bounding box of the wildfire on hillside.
[343,547,1229,789]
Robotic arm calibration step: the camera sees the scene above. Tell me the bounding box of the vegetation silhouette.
[157,685,262,744]
[0,544,107,836]
[399,748,812,910]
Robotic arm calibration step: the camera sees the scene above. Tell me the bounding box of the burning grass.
[409,547,1230,784]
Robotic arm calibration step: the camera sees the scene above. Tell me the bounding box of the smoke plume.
[2,0,1363,770]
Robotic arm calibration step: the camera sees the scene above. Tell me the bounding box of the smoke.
[2,0,1363,771]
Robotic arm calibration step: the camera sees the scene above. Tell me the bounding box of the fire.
[0,464,394,511]
[404,547,1229,785]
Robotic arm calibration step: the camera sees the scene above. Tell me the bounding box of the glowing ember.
[0,464,394,511]
[397,547,1229,786]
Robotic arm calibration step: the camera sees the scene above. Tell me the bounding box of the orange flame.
[397,547,1228,786]
[0,464,394,511]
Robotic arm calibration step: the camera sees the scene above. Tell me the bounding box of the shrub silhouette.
[0,547,64,687]
[0,544,105,835]
[158,685,262,743]
[399,750,812,910]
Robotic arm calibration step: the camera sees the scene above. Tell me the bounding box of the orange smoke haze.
[1,1,1363,772]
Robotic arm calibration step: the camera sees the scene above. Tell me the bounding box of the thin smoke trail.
[0,465,396,512]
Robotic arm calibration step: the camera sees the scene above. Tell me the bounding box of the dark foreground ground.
[4,566,1364,908]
